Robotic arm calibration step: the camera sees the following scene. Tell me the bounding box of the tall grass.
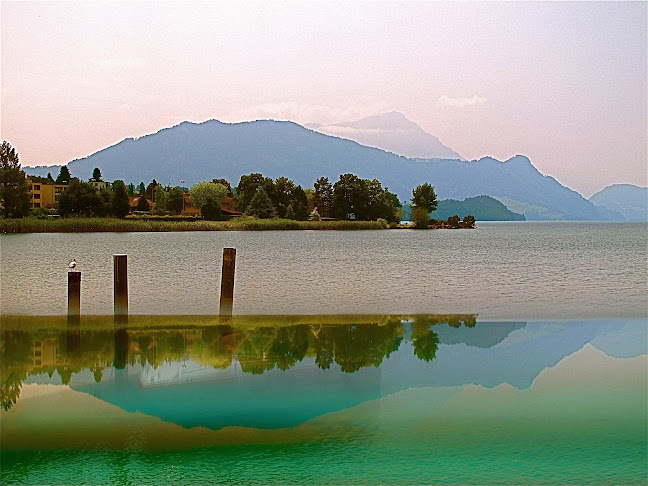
[1,217,385,233]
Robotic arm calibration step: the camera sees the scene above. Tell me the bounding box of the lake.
[1,222,647,485]
[1,222,647,318]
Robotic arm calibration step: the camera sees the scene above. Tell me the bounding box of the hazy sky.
[1,1,646,197]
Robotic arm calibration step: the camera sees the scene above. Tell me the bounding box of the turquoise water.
[1,316,646,485]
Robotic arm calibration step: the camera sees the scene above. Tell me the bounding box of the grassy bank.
[1,217,385,233]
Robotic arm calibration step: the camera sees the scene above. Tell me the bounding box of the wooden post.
[67,271,81,318]
[219,248,236,316]
[113,254,128,318]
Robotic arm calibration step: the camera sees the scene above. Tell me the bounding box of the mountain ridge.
[25,118,608,221]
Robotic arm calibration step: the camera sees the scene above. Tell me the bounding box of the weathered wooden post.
[67,271,81,319]
[113,254,128,319]
[219,248,236,316]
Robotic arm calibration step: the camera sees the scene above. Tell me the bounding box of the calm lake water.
[1,316,646,485]
[1,222,647,318]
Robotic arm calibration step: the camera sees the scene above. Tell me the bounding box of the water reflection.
[1,314,481,411]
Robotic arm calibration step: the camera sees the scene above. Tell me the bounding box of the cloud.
[437,95,487,108]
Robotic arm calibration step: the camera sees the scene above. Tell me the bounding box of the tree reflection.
[0,314,481,409]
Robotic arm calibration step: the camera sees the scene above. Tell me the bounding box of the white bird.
[68,259,77,271]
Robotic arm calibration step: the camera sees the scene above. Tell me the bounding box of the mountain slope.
[308,111,463,160]
[25,119,606,220]
[429,196,526,221]
[589,184,647,221]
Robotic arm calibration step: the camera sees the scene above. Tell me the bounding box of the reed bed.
[1,217,385,233]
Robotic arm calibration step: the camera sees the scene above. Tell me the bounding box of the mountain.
[429,196,526,221]
[589,184,648,221]
[25,119,607,220]
[307,111,463,160]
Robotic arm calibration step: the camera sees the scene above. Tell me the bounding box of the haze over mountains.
[25,118,644,221]
[307,112,464,160]
[589,185,648,222]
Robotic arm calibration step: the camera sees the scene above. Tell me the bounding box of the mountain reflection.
[1,314,480,411]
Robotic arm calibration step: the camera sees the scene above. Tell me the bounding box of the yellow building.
[26,180,68,209]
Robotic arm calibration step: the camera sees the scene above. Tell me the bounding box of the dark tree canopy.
[245,186,277,219]
[55,165,72,185]
[111,180,131,218]
[167,187,184,215]
[212,178,234,196]
[135,196,150,212]
[146,179,159,200]
[314,177,333,218]
[0,141,31,219]
[201,198,222,220]
[92,167,103,182]
[411,183,438,213]
[57,179,104,217]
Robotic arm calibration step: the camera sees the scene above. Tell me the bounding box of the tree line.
[1,140,445,225]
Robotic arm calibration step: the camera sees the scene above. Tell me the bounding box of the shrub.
[377,218,388,229]
[411,208,430,229]
[447,215,460,228]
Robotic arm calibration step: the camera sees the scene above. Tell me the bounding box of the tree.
[447,215,460,228]
[236,173,275,212]
[245,186,277,218]
[111,180,131,218]
[189,182,228,213]
[55,165,71,184]
[154,185,167,213]
[332,173,369,220]
[137,182,146,195]
[290,185,309,220]
[212,178,234,196]
[135,196,150,212]
[462,215,476,228]
[57,179,104,217]
[128,183,135,196]
[146,179,159,200]
[0,141,31,219]
[167,187,184,215]
[46,172,54,182]
[411,183,438,213]
[411,207,429,229]
[285,204,295,220]
[201,198,222,221]
[92,167,103,182]
[314,177,333,218]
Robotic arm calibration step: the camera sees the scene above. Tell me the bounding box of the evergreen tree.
[314,177,333,218]
[167,187,184,215]
[55,165,71,184]
[92,167,103,182]
[111,180,131,218]
[285,204,295,220]
[245,186,277,219]
[146,179,159,200]
[0,141,31,218]
[47,172,54,182]
[154,185,167,213]
[135,196,150,212]
[138,182,146,195]
[128,183,135,196]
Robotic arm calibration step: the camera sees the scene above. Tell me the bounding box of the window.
[34,193,40,199]
[34,184,40,190]
[34,350,42,357]
[34,359,41,366]
[33,202,41,208]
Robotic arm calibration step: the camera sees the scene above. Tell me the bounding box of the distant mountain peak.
[313,112,464,160]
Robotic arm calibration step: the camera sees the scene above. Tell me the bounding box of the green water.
[1,317,646,485]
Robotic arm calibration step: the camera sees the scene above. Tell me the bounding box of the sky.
[1,0,646,197]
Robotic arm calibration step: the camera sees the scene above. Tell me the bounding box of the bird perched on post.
[68,259,77,271]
